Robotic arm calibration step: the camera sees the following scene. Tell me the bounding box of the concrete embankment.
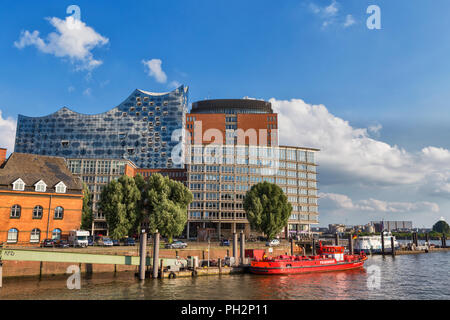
[0,244,289,278]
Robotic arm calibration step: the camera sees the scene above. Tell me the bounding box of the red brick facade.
[0,190,83,245]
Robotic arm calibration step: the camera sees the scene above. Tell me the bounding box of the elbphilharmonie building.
[14,86,189,169]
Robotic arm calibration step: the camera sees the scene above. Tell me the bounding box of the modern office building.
[14,86,189,169]
[65,158,137,235]
[183,98,318,239]
[371,221,413,232]
[0,149,83,245]
[185,144,319,239]
[186,99,278,146]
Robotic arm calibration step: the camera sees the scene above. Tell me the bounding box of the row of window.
[12,178,67,193]
[10,205,64,219]
[6,228,61,243]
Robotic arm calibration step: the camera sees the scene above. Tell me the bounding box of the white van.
[68,230,90,247]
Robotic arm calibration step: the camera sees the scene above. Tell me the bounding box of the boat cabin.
[317,244,345,261]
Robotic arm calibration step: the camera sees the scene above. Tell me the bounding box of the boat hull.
[249,258,367,275]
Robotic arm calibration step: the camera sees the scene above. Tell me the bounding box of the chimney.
[0,148,7,166]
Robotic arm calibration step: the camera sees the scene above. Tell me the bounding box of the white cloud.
[0,110,16,153]
[271,98,450,193]
[142,59,167,83]
[14,16,109,71]
[343,14,356,27]
[320,192,440,213]
[83,88,92,96]
[169,80,181,88]
[68,86,75,93]
[310,1,339,28]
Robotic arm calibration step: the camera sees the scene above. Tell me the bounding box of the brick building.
[0,149,83,245]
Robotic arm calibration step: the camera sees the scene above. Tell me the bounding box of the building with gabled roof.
[0,149,83,245]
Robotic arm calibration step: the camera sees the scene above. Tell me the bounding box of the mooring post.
[159,259,164,279]
[152,232,160,279]
[391,237,395,257]
[414,232,418,247]
[347,233,353,255]
[0,261,3,288]
[381,231,385,256]
[139,229,147,280]
[290,238,294,256]
[311,238,316,255]
[233,232,238,266]
[240,231,245,265]
[425,233,430,245]
[218,258,222,274]
[335,233,339,246]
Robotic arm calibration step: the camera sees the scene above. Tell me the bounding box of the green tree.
[243,182,292,240]
[99,175,141,239]
[142,174,193,243]
[432,220,450,235]
[81,183,93,231]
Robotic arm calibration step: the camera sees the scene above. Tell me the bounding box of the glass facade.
[14,86,188,169]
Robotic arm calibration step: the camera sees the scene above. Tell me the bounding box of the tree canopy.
[81,183,93,231]
[243,181,292,240]
[432,220,450,235]
[142,174,193,242]
[98,175,141,239]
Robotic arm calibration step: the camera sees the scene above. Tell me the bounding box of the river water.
[0,251,448,300]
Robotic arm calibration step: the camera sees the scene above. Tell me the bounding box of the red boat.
[249,242,368,275]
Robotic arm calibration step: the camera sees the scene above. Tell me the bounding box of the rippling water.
[1,251,448,300]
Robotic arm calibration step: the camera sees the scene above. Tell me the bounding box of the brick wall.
[0,191,83,245]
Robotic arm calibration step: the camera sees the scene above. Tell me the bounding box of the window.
[54,206,64,219]
[52,228,61,240]
[55,181,67,193]
[12,178,25,191]
[33,205,43,219]
[10,205,21,218]
[35,180,47,192]
[30,228,40,243]
[7,228,18,243]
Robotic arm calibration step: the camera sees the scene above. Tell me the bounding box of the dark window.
[33,205,43,219]
[54,206,64,219]
[10,205,21,218]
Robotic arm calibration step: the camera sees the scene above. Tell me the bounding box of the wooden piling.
[335,233,339,246]
[218,258,222,274]
[159,259,164,279]
[0,261,3,288]
[239,231,245,265]
[152,232,160,279]
[381,231,385,256]
[139,230,147,280]
[311,238,316,255]
[391,237,395,257]
[290,238,294,256]
[347,234,353,255]
[233,232,238,266]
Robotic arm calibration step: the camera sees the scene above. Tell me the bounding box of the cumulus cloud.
[271,98,450,194]
[320,192,440,213]
[142,59,167,83]
[14,16,109,71]
[0,110,16,153]
[343,14,356,28]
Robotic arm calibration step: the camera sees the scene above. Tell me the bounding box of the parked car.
[112,239,120,246]
[87,236,94,246]
[122,237,136,246]
[220,239,230,246]
[55,239,70,248]
[40,239,55,248]
[165,240,187,249]
[266,239,280,247]
[99,237,113,247]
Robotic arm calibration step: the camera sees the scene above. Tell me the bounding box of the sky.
[1,0,449,228]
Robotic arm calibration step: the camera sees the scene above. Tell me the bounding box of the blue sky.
[1,0,449,227]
